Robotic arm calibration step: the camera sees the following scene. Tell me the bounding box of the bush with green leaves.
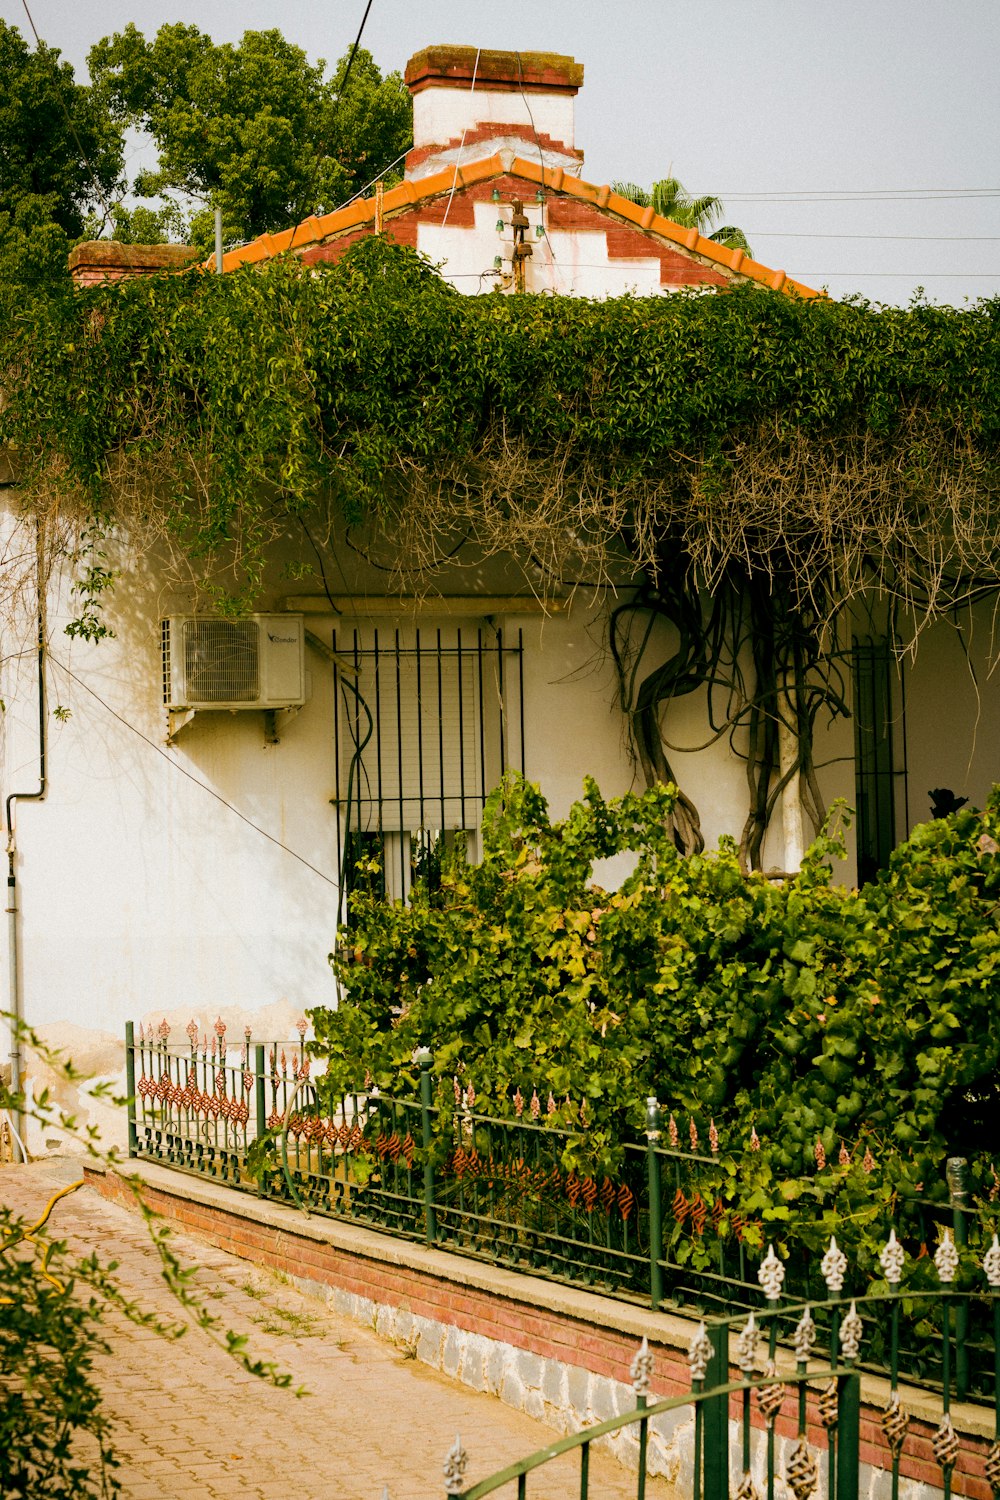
[311,775,1000,1268]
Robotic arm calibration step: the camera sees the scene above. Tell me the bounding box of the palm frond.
[611,181,651,208]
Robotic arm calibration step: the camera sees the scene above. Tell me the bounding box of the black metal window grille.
[851,636,909,885]
[333,626,525,901]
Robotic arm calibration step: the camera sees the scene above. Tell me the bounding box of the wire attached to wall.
[50,656,340,890]
[441,47,482,230]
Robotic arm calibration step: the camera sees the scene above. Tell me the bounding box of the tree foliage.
[88,25,411,247]
[0,21,123,299]
[611,175,751,253]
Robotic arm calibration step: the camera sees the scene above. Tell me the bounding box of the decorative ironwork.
[443,1434,468,1496]
[879,1228,905,1285]
[817,1378,839,1429]
[839,1300,863,1361]
[630,1336,653,1397]
[935,1227,960,1284]
[793,1306,816,1363]
[755,1359,783,1424]
[736,1311,758,1374]
[880,1391,909,1460]
[984,1438,1000,1492]
[757,1242,785,1301]
[820,1235,847,1294]
[985,1233,1000,1288]
[932,1412,960,1471]
[688,1321,711,1383]
[785,1439,818,1500]
[734,1470,759,1500]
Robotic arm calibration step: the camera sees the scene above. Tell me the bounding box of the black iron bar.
[518,629,525,776]
[416,628,425,838]
[437,629,446,834]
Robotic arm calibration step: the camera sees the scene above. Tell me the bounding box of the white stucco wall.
[418,200,665,299]
[411,86,576,157]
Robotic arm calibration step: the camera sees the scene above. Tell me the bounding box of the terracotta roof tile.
[205,156,822,300]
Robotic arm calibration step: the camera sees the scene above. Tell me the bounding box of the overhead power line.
[750,232,1000,242]
[719,186,999,200]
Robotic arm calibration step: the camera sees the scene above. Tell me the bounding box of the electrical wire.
[297,0,377,221]
[50,657,340,890]
[441,48,481,230]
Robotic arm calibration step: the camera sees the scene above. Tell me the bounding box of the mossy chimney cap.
[405,46,583,96]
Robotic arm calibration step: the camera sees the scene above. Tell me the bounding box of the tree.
[88,24,412,249]
[0,21,122,296]
[612,175,751,254]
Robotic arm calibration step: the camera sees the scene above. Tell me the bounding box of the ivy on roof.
[2,236,1000,615]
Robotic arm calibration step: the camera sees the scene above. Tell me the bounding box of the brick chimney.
[68,241,200,287]
[403,46,584,181]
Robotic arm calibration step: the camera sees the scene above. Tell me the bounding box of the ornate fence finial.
[750,1124,761,1152]
[793,1306,816,1363]
[513,1086,524,1117]
[838,1141,851,1166]
[758,1242,785,1302]
[709,1119,720,1154]
[689,1117,699,1151]
[631,1335,654,1396]
[443,1434,468,1495]
[935,1227,959,1285]
[821,1235,847,1294]
[862,1145,875,1173]
[736,1310,758,1374]
[984,1233,1000,1289]
[814,1137,827,1170]
[839,1299,863,1362]
[688,1322,712,1383]
[668,1113,679,1148]
[879,1229,905,1286]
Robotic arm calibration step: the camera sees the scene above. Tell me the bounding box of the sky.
[7,0,1000,307]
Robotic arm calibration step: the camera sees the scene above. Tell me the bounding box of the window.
[851,636,908,884]
[333,625,525,902]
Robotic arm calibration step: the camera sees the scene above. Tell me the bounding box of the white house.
[4,45,997,1152]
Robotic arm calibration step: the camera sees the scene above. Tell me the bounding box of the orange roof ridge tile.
[204,156,821,299]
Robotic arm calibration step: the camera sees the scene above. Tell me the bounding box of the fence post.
[417,1047,437,1247]
[124,1021,138,1157]
[702,1324,729,1500]
[947,1156,970,1401]
[835,1371,861,1500]
[255,1045,267,1139]
[645,1096,663,1310]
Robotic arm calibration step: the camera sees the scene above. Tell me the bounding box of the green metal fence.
[439,1270,1000,1500]
[125,1021,999,1400]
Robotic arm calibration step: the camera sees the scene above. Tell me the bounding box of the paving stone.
[1,1160,676,1500]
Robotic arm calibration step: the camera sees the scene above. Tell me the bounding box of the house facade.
[4,46,997,1150]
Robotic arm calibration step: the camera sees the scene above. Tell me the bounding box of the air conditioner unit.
[161,615,305,711]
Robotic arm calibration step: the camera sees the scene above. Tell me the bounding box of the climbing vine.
[2,238,1000,856]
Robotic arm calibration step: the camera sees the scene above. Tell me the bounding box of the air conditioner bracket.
[264,704,301,746]
[166,707,196,744]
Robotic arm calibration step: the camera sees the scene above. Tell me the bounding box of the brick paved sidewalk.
[2,1160,675,1500]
